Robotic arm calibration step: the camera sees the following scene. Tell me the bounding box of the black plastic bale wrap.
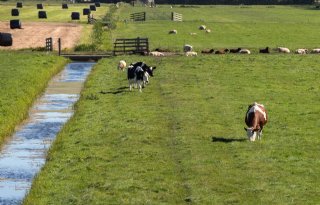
[38,11,47,19]
[95,2,101,7]
[62,4,68,9]
[37,4,43,9]
[83,8,90,15]
[0,33,13,47]
[10,19,21,29]
[90,5,96,11]
[11,9,19,16]
[71,12,80,20]
[16,2,23,8]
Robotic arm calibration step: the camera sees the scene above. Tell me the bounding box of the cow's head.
[143,66,156,77]
[244,127,257,142]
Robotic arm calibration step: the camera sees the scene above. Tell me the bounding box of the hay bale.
[83,8,91,15]
[38,11,47,19]
[16,2,23,8]
[11,9,19,16]
[62,4,68,9]
[90,5,96,11]
[37,4,43,9]
[95,2,101,7]
[71,12,80,20]
[10,19,21,29]
[0,33,13,47]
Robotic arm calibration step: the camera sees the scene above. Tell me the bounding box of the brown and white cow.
[244,102,268,141]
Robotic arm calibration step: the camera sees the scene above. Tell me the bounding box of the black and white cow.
[244,102,268,141]
[127,62,156,92]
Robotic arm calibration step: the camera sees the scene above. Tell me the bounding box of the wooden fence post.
[58,38,61,56]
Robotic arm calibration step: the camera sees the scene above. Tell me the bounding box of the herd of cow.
[117,60,268,142]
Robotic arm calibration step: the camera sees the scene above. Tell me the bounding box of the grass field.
[110,5,320,51]
[24,54,320,204]
[0,3,108,23]
[0,51,68,145]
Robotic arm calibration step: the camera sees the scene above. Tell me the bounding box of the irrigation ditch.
[0,62,95,204]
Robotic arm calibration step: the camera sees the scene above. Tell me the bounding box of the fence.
[113,37,149,55]
[171,12,182,21]
[130,12,146,21]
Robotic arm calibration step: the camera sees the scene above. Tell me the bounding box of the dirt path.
[0,22,83,50]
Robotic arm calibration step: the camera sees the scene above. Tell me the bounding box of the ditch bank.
[0,62,95,204]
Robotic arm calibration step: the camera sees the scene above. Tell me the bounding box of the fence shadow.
[211,136,246,143]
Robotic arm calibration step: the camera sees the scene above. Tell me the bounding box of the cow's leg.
[138,81,142,92]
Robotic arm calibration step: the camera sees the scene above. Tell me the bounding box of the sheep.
[118,60,126,71]
[239,49,251,54]
[149,51,164,56]
[295,49,308,54]
[229,48,241,53]
[259,47,270,53]
[199,25,206,30]
[168,30,177,34]
[276,47,290,53]
[205,29,211,33]
[201,49,214,54]
[183,44,193,52]
[185,51,197,56]
[215,49,229,54]
[310,48,320,53]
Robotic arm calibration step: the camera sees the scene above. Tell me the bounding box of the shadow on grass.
[100,86,128,95]
[211,136,246,143]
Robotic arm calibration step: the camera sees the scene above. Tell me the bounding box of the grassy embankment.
[24,54,320,204]
[0,51,68,146]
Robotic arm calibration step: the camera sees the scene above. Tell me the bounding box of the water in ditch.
[0,62,95,205]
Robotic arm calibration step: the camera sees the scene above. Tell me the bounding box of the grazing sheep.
[205,29,211,33]
[310,48,320,53]
[199,25,206,30]
[201,49,214,54]
[185,51,197,56]
[168,29,177,34]
[118,60,126,71]
[215,49,229,54]
[229,48,241,53]
[295,49,308,54]
[183,44,193,52]
[276,47,290,53]
[239,49,251,54]
[149,51,164,56]
[259,47,270,53]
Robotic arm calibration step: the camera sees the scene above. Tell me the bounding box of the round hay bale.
[71,12,80,20]
[0,33,13,47]
[90,5,96,11]
[37,4,43,9]
[62,4,68,9]
[38,11,47,19]
[11,8,19,16]
[10,19,21,29]
[83,8,91,15]
[16,2,23,8]
[95,2,101,7]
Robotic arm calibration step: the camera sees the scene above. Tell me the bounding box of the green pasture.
[0,3,108,23]
[25,55,320,204]
[0,51,68,145]
[110,4,320,51]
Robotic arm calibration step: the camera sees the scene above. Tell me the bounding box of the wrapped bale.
[0,33,13,47]
[95,2,101,7]
[38,11,47,19]
[16,2,23,8]
[62,4,68,9]
[90,5,96,11]
[10,19,21,29]
[71,12,80,20]
[83,8,91,15]
[11,9,19,16]
[37,4,43,9]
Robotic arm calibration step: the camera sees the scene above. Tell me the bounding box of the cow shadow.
[100,86,128,95]
[211,136,246,143]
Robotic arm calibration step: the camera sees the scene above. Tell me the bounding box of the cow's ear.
[244,127,247,131]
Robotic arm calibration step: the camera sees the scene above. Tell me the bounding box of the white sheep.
[205,29,211,33]
[295,49,308,54]
[185,51,197,56]
[239,49,251,54]
[310,48,320,53]
[118,60,126,71]
[149,51,164,56]
[276,47,290,53]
